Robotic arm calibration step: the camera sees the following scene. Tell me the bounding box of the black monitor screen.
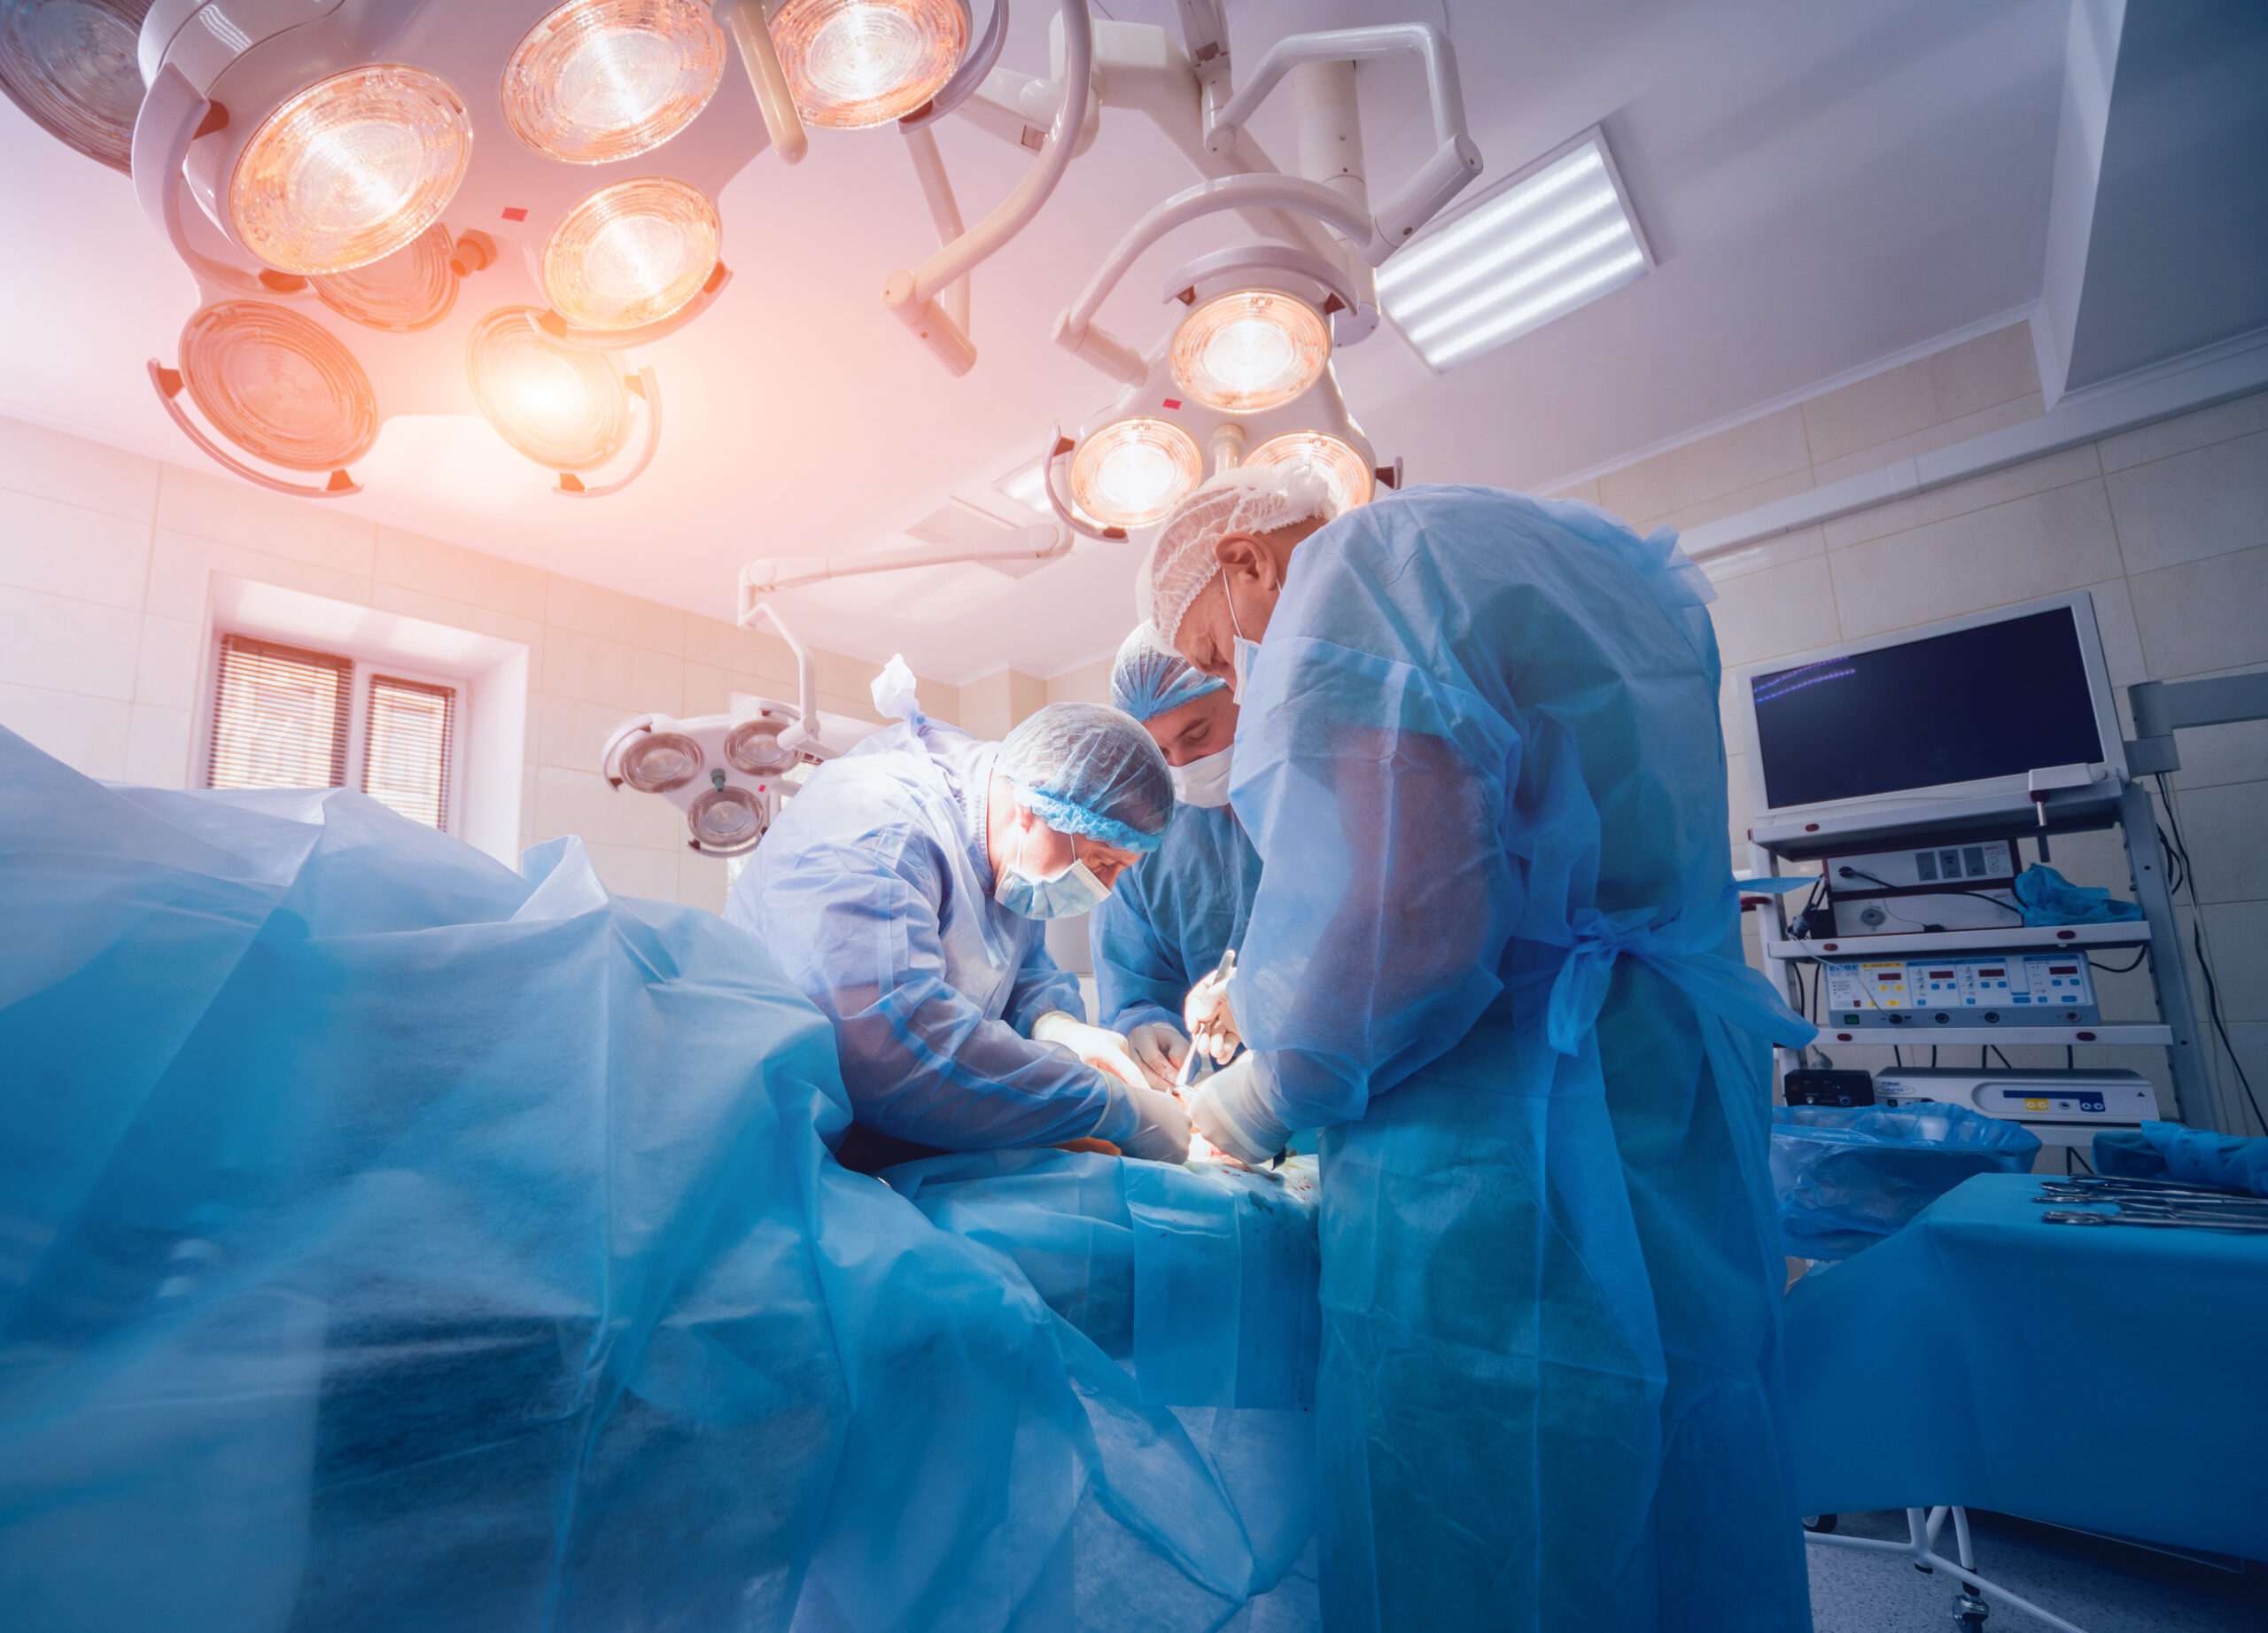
[1750,607,2104,810]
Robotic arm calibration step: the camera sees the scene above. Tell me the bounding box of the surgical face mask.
[1170,745,1233,808]
[994,821,1111,921]
[1224,582,1262,704]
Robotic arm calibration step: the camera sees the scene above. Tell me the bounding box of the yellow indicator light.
[466,307,631,471]
[1070,418,1202,529]
[503,0,726,164]
[229,65,472,276]
[769,0,966,129]
[543,176,720,330]
[178,300,378,470]
[1244,432,1375,512]
[1170,289,1331,414]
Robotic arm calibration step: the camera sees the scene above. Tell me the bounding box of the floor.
[1807,1512,2265,1633]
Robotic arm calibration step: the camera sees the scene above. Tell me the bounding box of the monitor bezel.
[1734,590,2130,824]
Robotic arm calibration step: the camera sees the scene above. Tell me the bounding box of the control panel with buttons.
[1822,953,2100,1027]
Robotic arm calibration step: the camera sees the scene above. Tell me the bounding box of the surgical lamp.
[600,601,882,855]
[0,0,151,172]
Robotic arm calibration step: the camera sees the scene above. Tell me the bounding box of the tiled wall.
[1556,326,2265,1134]
[0,410,961,915]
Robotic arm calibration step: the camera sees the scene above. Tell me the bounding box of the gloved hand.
[1032,1011,1153,1093]
[1183,968,1243,1063]
[1189,1054,1289,1167]
[1115,1084,1193,1163]
[1123,1020,1190,1090]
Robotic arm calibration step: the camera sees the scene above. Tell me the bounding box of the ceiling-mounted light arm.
[1044,429,1128,543]
[714,0,808,164]
[900,126,970,333]
[900,0,1013,128]
[130,65,264,297]
[1203,25,1482,261]
[146,360,360,500]
[555,368,663,499]
[734,598,824,751]
[882,0,1095,376]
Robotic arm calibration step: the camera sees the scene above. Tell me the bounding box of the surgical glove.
[1115,1084,1192,1163]
[1190,1054,1289,1167]
[1183,968,1243,1063]
[1123,1020,1190,1089]
[1032,1011,1153,1094]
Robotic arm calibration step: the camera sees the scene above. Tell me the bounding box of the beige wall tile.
[2127,544,2268,678]
[367,581,545,649]
[1008,669,1048,727]
[1798,324,2036,468]
[539,625,682,714]
[1047,656,1115,706]
[145,531,375,622]
[0,488,150,608]
[1822,443,2101,549]
[155,465,376,574]
[125,703,192,787]
[0,415,160,523]
[1549,478,1603,506]
[1598,407,1810,525]
[1826,480,2124,642]
[1809,393,2045,489]
[681,612,799,684]
[0,584,143,699]
[678,850,729,914]
[0,680,133,777]
[2162,666,2268,790]
[2103,431,2268,575]
[535,691,641,772]
[2167,781,2268,906]
[1697,524,1824,586]
[1705,555,1841,668]
[579,839,682,903]
[2200,903,2267,1022]
[958,669,1012,740]
[532,762,685,850]
[375,527,547,620]
[545,572,684,656]
[1647,468,1814,534]
[2097,391,2268,473]
[135,614,204,708]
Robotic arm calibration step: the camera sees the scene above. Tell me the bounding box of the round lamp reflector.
[688,785,766,852]
[0,0,148,172]
[619,731,704,791]
[311,222,457,331]
[770,0,965,129]
[466,307,631,471]
[1069,418,1202,529]
[543,176,719,330]
[724,719,794,775]
[178,301,378,470]
[1169,289,1331,414]
[1244,432,1375,513]
[503,0,725,163]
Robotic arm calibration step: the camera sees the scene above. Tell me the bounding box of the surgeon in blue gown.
[1141,467,1820,1630]
[1089,626,1262,1086]
[728,699,1192,1171]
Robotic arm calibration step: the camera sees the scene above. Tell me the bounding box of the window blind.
[208,635,351,791]
[363,674,454,829]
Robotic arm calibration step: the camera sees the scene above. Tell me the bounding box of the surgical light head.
[1109,625,1224,725]
[1137,463,1338,648]
[0,0,148,172]
[996,702,1174,856]
[1169,287,1332,415]
[769,0,967,129]
[502,0,726,164]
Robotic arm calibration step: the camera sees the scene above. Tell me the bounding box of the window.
[208,634,459,831]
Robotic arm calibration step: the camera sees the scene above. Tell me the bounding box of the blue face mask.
[995,822,1112,920]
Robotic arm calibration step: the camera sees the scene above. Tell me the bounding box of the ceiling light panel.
[1377,131,1651,373]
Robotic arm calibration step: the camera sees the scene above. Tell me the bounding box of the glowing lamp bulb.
[688,786,766,852]
[503,0,725,163]
[1069,418,1202,529]
[1244,432,1375,513]
[177,300,378,470]
[543,176,720,330]
[619,731,704,792]
[769,0,966,128]
[1170,290,1332,415]
[467,307,632,471]
[229,65,472,276]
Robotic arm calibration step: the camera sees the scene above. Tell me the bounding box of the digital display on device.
[1750,608,2104,810]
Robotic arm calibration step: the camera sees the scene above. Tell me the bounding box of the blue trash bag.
[1771,1103,2042,1259]
[2013,864,2144,926]
[0,726,1316,1633]
[2093,1121,2268,1196]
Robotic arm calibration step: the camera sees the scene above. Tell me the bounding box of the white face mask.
[1224,582,1262,704]
[1169,745,1233,808]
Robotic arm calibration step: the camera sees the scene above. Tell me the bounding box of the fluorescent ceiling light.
[994,457,1100,526]
[1377,131,1651,372]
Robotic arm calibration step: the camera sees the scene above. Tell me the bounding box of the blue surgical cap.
[1108,625,1226,723]
[997,702,1174,853]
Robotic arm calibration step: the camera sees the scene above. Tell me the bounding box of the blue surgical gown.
[1091,802,1261,1034]
[727,717,1126,1150]
[1224,486,1817,1631]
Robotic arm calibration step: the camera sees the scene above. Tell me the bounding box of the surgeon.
[1089,627,1262,1087]
[728,697,1192,1171]
[1142,467,1819,1629]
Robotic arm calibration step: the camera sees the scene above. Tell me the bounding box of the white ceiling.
[0,0,2072,685]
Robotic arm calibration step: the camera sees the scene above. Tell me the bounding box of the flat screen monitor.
[1745,602,2110,813]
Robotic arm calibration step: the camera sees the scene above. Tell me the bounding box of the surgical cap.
[997,701,1175,853]
[1108,625,1225,722]
[1136,463,1337,646]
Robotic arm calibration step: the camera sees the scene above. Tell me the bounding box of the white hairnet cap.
[1136,463,1337,647]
